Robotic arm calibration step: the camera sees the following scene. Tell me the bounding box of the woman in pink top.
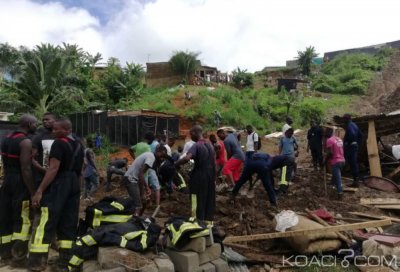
[324,127,345,198]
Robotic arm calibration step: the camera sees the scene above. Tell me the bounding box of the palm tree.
[297,46,318,76]
[169,50,201,83]
[8,52,82,116]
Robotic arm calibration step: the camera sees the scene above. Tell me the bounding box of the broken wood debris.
[224,219,392,243]
[348,212,400,224]
[360,198,400,205]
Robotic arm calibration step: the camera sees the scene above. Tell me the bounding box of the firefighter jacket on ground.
[165,217,210,249]
[68,217,161,271]
[83,197,135,231]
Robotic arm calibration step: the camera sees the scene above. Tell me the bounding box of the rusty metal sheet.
[364,176,400,193]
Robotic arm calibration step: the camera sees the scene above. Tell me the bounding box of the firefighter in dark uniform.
[232,153,295,208]
[29,118,84,271]
[0,114,37,265]
[175,125,216,225]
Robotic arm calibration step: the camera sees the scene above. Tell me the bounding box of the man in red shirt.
[209,134,226,177]
[324,127,345,199]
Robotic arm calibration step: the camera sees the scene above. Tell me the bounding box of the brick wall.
[146,62,183,88]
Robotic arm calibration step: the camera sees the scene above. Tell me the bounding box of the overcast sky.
[0,0,399,72]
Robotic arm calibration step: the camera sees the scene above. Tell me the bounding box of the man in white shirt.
[245,125,259,160]
[124,146,167,216]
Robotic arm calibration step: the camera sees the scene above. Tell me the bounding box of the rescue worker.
[124,145,167,216]
[343,114,363,187]
[32,113,57,188]
[175,125,216,224]
[231,153,294,208]
[29,118,84,271]
[0,114,37,265]
[105,158,128,191]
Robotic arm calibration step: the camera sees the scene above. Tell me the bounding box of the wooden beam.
[360,198,400,205]
[348,212,400,224]
[388,165,400,179]
[305,209,352,245]
[367,120,382,177]
[343,187,358,192]
[374,205,400,210]
[223,219,391,243]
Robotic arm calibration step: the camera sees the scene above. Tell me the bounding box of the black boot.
[350,178,359,188]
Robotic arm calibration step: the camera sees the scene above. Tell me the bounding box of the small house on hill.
[145,62,220,88]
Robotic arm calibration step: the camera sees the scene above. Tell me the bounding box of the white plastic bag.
[275,210,299,232]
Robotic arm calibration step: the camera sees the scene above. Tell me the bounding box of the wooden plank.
[367,120,383,177]
[343,187,358,192]
[374,205,400,210]
[305,209,352,245]
[360,198,400,205]
[370,235,400,247]
[223,219,391,243]
[388,165,400,179]
[348,212,400,223]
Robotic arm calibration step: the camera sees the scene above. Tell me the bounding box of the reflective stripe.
[76,240,83,246]
[1,235,12,244]
[140,233,148,250]
[30,243,50,253]
[124,231,146,240]
[280,166,288,185]
[12,200,30,241]
[82,235,97,246]
[177,173,186,188]
[205,221,214,228]
[101,214,132,223]
[168,222,203,245]
[191,194,197,218]
[59,240,73,249]
[190,229,210,238]
[120,237,127,248]
[69,255,84,266]
[33,207,49,246]
[93,209,102,228]
[110,201,124,211]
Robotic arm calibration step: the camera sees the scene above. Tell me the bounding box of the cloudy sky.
[0,0,399,72]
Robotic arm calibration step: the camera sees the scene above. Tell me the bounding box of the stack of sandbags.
[275,215,342,254]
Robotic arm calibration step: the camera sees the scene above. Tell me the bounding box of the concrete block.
[205,236,214,247]
[154,257,174,272]
[211,258,229,272]
[198,243,221,265]
[197,262,216,272]
[165,249,199,272]
[98,247,126,269]
[168,237,206,253]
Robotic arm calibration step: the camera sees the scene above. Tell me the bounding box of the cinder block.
[154,257,174,272]
[198,243,222,265]
[197,262,216,272]
[168,237,206,253]
[211,258,229,272]
[165,249,199,272]
[205,236,214,247]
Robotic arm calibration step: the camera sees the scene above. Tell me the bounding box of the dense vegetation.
[0,43,145,116]
[312,48,393,94]
[0,42,393,132]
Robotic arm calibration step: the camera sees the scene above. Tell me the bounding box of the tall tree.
[169,50,201,83]
[297,46,318,76]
